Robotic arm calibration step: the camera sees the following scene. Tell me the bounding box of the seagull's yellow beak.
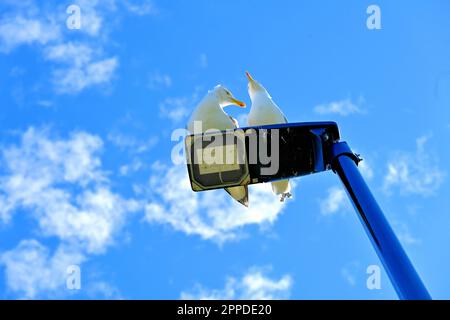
[230,97,246,108]
[246,71,255,83]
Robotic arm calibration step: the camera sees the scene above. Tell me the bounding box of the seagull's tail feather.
[225,185,249,207]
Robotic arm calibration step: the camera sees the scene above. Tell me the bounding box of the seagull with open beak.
[246,71,292,202]
[187,85,249,207]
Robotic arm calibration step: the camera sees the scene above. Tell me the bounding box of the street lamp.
[185,121,431,300]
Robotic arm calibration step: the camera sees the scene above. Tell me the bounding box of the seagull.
[187,85,249,207]
[246,71,292,202]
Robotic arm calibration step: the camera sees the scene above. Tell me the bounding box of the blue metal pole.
[330,142,431,300]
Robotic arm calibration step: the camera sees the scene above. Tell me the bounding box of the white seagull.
[246,71,292,202]
[187,85,249,207]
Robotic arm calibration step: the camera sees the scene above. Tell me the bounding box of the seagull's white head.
[213,85,246,108]
[246,71,270,101]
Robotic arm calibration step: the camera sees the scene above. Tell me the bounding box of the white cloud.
[144,163,290,243]
[148,72,172,90]
[57,56,118,94]
[0,1,158,94]
[0,194,9,223]
[358,159,374,180]
[36,100,54,108]
[44,43,118,94]
[159,87,203,123]
[0,127,142,297]
[107,132,158,153]
[124,0,158,16]
[181,268,292,300]
[314,98,364,116]
[320,186,349,216]
[71,0,159,35]
[383,135,445,196]
[37,187,140,253]
[341,269,356,286]
[0,240,84,299]
[159,97,192,123]
[119,159,144,176]
[71,0,113,37]
[1,127,103,187]
[44,42,94,66]
[86,281,123,299]
[0,16,60,52]
[394,222,421,245]
[71,0,158,35]
[397,229,421,245]
[0,2,62,53]
[319,155,371,216]
[341,262,360,287]
[0,127,141,253]
[0,2,115,94]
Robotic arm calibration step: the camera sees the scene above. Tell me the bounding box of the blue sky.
[0,0,449,299]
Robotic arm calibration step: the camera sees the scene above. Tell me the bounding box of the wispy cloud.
[107,132,157,176]
[107,132,158,153]
[144,163,291,243]
[159,87,203,123]
[393,221,421,246]
[148,72,172,90]
[71,0,111,37]
[319,154,373,216]
[0,127,141,252]
[0,0,158,94]
[1,240,85,299]
[359,160,374,180]
[159,97,192,123]
[314,97,364,116]
[86,281,123,299]
[0,127,141,297]
[320,187,349,216]
[44,42,118,94]
[181,267,292,300]
[341,262,360,287]
[0,16,60,52]
[123,0,159,16]
[66,0,158,36]
[383,135,446,196]
[119,158,144,176]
